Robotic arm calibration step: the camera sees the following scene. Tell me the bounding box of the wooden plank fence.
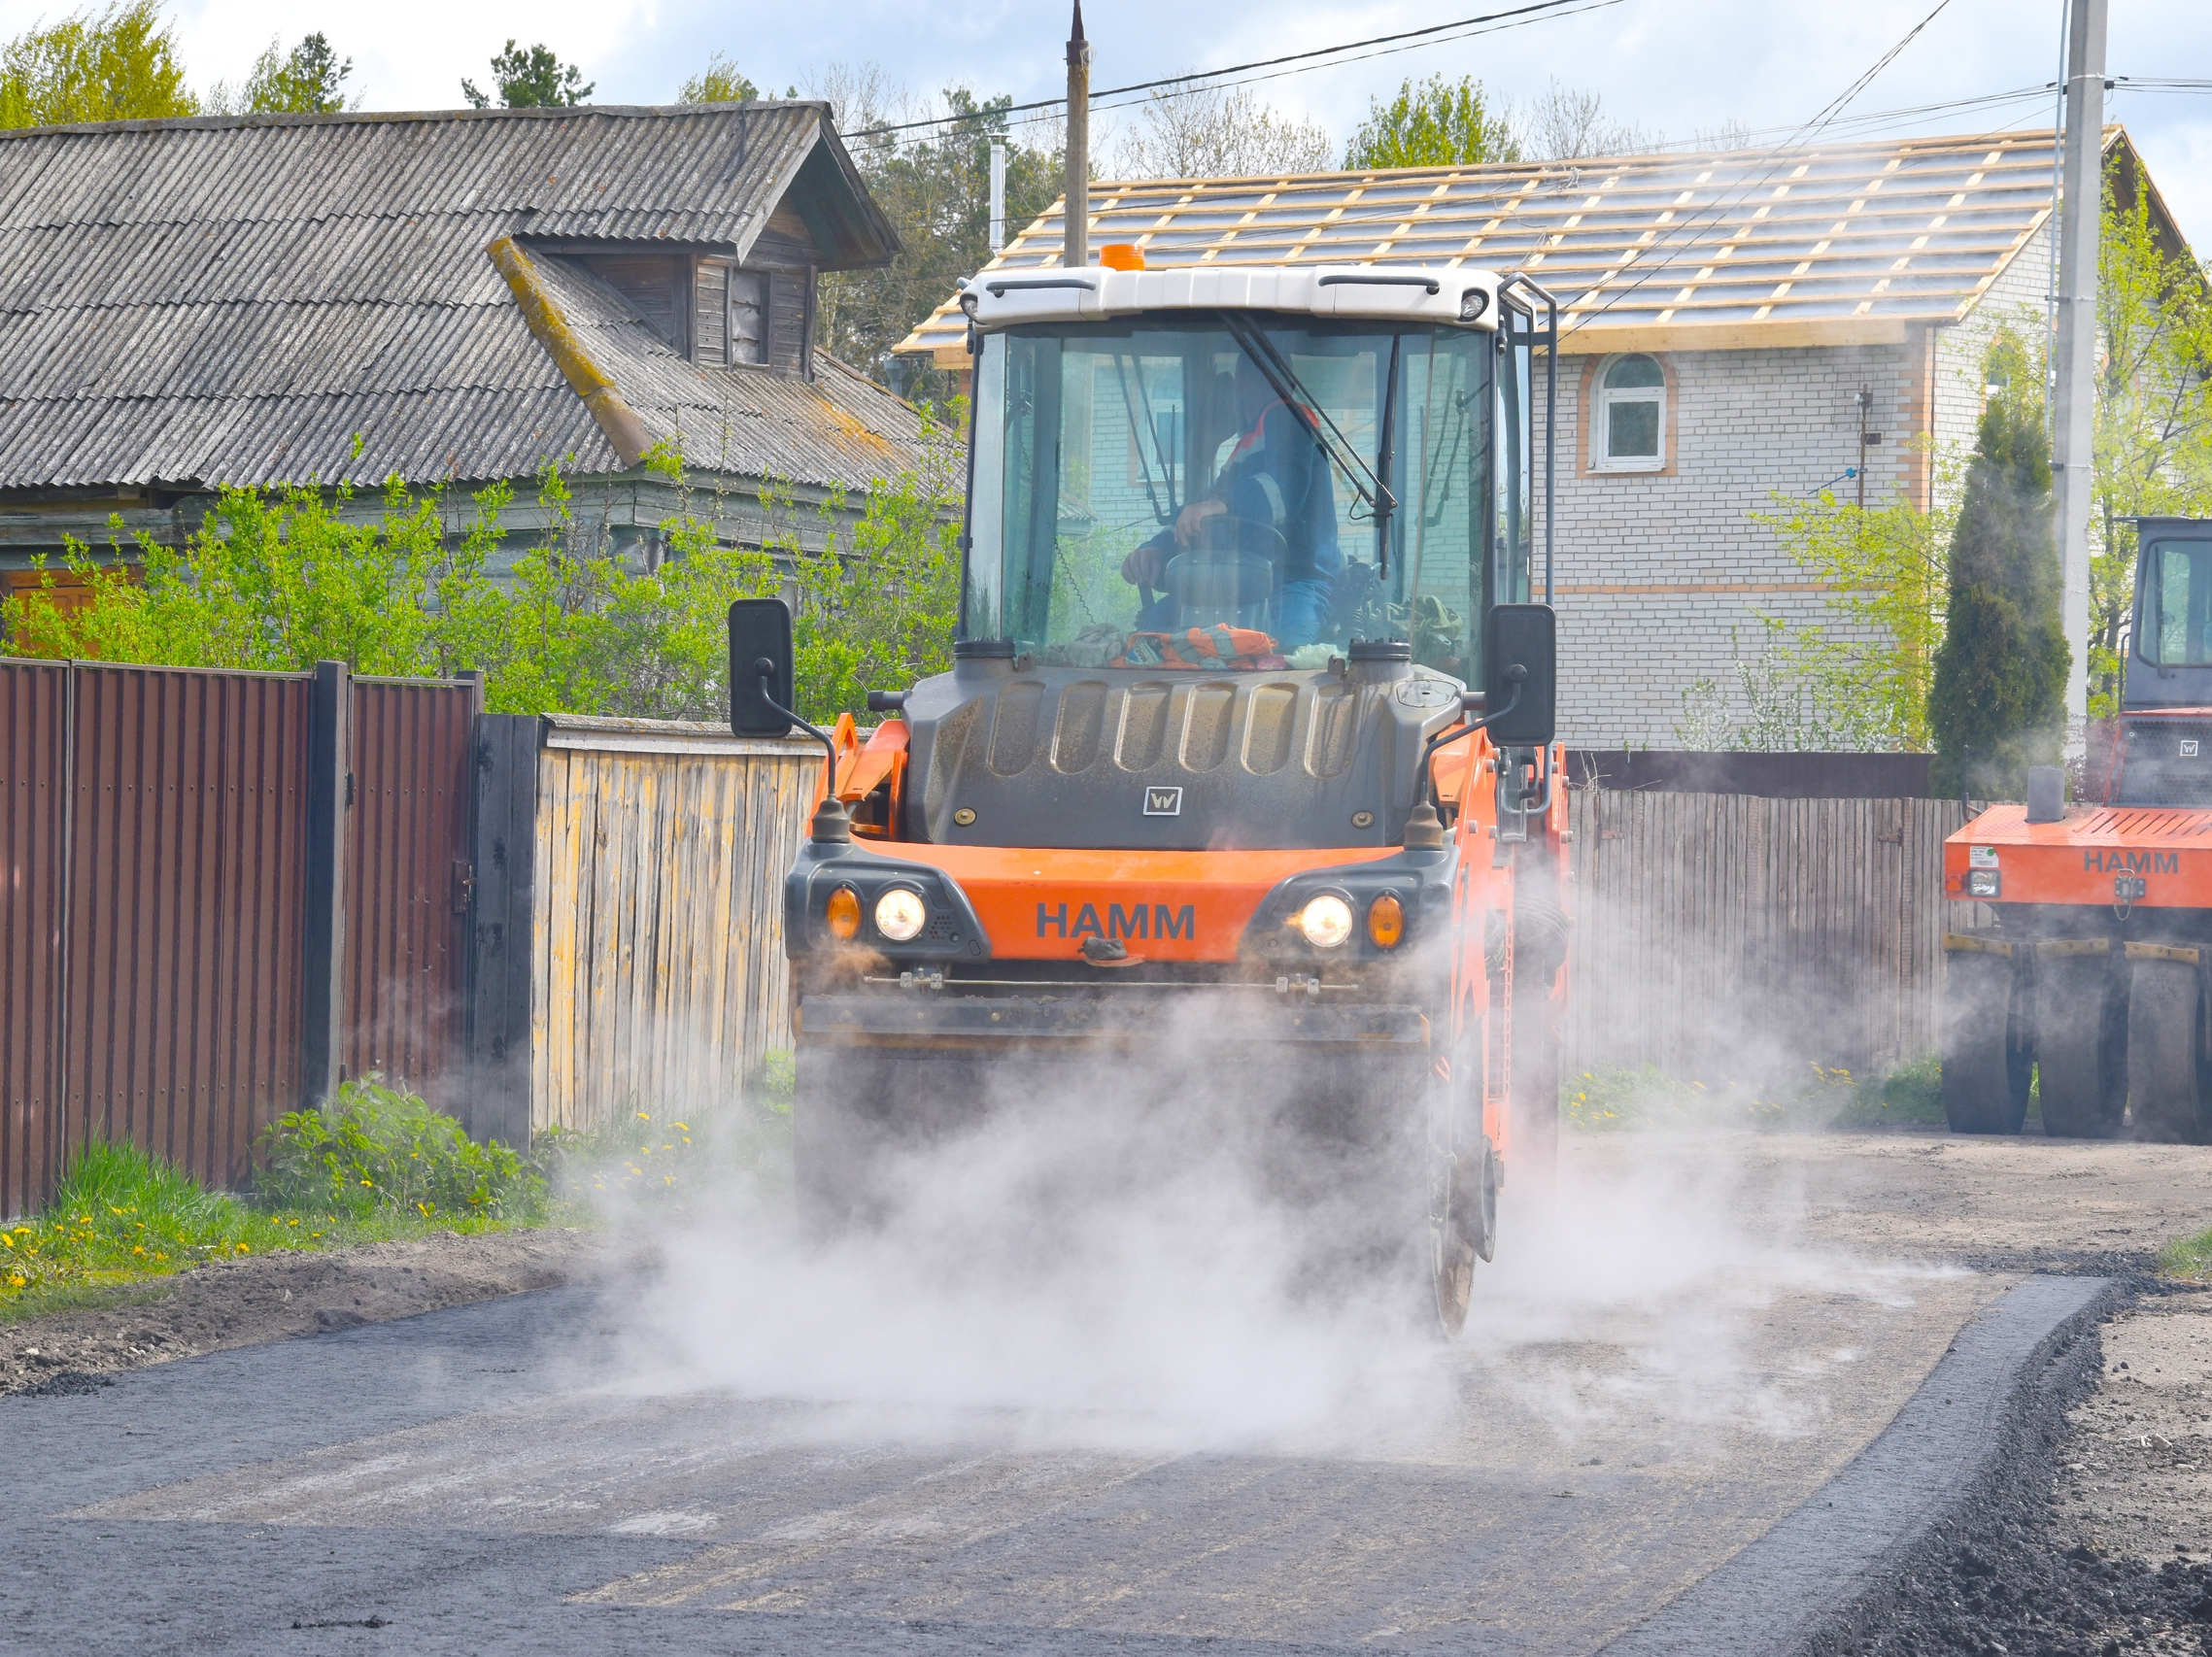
[1563,786,1976,1083]
[527,717,819,1133]
[507,719,1976,1129]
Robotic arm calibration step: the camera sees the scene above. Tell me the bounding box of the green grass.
[1563,1055,1981,1133]
[1,1075,548,1325]
[2160,1227,2212,1281]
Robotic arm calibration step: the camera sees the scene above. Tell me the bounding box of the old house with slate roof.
[0,102,932,605]
[901,127,2190,748]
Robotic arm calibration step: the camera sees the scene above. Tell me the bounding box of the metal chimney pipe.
[990,138,1007,254]
[1064,2,1089,269]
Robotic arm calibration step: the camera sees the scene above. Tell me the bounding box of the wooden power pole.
[1065,2,1089,270]
[2052,0,2107,736]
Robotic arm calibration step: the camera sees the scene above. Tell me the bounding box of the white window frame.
[1592,355,1667,473]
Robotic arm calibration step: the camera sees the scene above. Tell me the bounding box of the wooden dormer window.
[696,258,794,372]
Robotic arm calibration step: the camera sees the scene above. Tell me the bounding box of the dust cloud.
[581,1048,1956,1460]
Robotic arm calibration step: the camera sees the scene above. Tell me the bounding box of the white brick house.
[901,127,2189,748]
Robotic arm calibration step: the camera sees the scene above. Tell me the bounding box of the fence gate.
[343,677,479,1102]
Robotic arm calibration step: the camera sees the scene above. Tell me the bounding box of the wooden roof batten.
[899,126,2175,368]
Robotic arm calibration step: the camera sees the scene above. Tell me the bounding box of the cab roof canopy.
[899,126,2183,370]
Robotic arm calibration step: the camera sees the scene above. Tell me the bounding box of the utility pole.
[1064,1,1089,270]
[989,138,1007,255]
[2052,0,2107,738]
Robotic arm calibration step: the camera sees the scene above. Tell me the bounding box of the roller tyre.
[2035,943,2126,1139]
[2125,949,2209,1144]
[1939,945,2028,1134]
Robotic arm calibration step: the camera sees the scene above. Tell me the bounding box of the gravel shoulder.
[0,1227,609,1397]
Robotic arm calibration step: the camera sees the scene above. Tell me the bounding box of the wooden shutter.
[695,262,729,364]
[730,272,768,367]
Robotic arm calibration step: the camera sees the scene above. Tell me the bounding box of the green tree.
[2,443,965,727]
[1344,75,1520,170]
[1927,387,2069,797]
[678,52,757,105]
[0,0,195,127]
[239,32,352,114]
[2088,167,2212,715]
[1753,448,1961,752]
[820,88,1059,390]
[463,40,592,111]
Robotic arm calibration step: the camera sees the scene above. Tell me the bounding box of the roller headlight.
[1965,869,1999,898]
[874,888,928,941]
[1298,894,1355,949]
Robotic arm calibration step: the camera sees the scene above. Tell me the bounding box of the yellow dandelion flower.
[673,1122,689,1132]
[235,1243,250,1254]
[132,1245,146,1257]
[635,1111,651,1122]
[8,1273,23,1288]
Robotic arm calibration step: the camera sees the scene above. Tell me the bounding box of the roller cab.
[737,264,1573,1332]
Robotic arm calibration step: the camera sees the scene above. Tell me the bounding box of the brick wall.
[1548,340,1915,746]
[1542,220,2056,751]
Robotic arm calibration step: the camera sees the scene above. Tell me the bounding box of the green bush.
[257,1075,541,1222]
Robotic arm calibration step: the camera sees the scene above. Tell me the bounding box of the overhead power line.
[838,0,1623,141]
[1560,0,1960,334]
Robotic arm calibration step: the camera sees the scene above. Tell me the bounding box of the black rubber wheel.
[2126,951,2209,1144]
[1431,1025,1495,1336]
[1940,946,2029,1133]
[2035,943,2127,1139]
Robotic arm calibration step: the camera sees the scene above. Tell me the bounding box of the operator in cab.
[1118,353,1343,649]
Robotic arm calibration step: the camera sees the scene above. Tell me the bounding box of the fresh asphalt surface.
[0,1257,2102,1654]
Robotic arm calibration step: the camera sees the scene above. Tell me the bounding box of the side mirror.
[729,598,795,738]
[1482,603,1556,746]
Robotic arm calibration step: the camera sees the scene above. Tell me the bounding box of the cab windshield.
[966,314,1530,677]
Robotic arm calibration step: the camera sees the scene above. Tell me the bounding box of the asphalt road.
[5,1131,2206,1657]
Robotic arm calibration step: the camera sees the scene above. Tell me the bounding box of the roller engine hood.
[897,654,1462,853]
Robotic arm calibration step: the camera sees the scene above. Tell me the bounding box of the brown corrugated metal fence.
[0,658,480,1213]
[529,717,817,1133]
[0,661,67,1217]
[343,677,478,1100]
[1563,787,1974,1082]
[60,665,313,1191]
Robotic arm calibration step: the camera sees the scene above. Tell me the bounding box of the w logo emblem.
[1143,787,1183,816]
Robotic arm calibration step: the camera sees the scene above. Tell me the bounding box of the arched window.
[1595,355,1666,471]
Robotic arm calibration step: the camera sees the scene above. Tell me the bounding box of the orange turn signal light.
[1367,893,1405,949]
[826,885,862,940]
[1100,243,1145,271]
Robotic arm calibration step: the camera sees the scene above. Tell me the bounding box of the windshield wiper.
[1217,313,1396,524]
[1375,332,1402,579]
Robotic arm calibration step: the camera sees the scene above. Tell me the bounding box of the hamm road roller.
[1942,516,2212,1143]
[732,258,1569,1330]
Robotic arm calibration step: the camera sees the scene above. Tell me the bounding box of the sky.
[9,0,2210,248]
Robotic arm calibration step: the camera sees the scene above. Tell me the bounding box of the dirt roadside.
[1719,1131,2212,1656]
[0,1227,609,1397]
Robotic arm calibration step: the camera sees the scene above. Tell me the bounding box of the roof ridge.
[0,101,832,141]
[1068,127,2071,193]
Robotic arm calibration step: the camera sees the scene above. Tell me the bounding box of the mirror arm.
[754,658,851,843]
[1416,677,1522,807]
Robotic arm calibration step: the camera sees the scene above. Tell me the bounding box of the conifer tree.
[1926,384,2069,797]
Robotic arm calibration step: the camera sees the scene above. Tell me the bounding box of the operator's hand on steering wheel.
[1174,498,1225,548]
[1120,539,1167,588]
